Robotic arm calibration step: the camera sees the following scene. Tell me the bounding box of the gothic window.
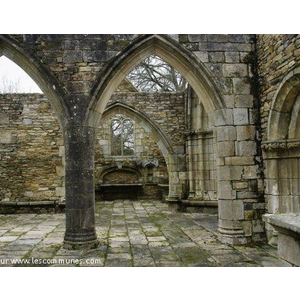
[111,114,134,156]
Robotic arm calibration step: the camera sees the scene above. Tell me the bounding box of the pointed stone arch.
[102,102,175,155]
[267,66,300,141]
[264,66,300,235]
[101,102,182,199]
[0,35,69,127]
[86,34,226,128]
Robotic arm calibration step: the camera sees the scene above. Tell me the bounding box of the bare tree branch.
[0,74,22,93]
[127,55,187,93]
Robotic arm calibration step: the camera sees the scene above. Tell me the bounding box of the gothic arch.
[267,66,300,140]
[101,101,181,199]
[0,35,69,127]
[86,34,226,128]
[102,102,175,156]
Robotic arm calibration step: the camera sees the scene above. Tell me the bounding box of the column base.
[218,227,250,245]
[63,240,98,250]
[63,229,98,250]
[165,195,180,211]
[165,195,180,203]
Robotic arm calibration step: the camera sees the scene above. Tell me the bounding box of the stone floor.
[0,200,292,267]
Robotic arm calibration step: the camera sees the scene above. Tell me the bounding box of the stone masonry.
[257,34,300,264]
[0,34,298,262]
[0,94,64,202]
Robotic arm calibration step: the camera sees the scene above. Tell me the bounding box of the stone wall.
[0,34,267,246]
[0,94,64,202]
[258,34,300,140]
[257,34,300,243]
[0,87,186,202]
[95,90,185,200]
[109,92,186,150]
[95,119,169,183]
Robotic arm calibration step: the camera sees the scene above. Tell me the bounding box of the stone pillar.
[215,109,250,245]
[63,122,98,249]
[215,107,264,245]
[165,153,180,206]
[187,134,196,199]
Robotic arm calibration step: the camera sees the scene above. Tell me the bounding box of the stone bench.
[0,200,65,214]
[263,213,300,266]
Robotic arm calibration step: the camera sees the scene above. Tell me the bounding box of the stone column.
[215,109,248,245]
[216,106,263,245]
[63,122,98,249]
[187,134,196,199]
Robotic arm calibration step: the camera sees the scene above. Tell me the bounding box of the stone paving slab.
[0,200,293,267]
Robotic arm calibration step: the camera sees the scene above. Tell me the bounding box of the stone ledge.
[0,200,65,214]
[263,213,300,266]
[179,200,218,214]
[181,200,218,207]
[263,213,300,234]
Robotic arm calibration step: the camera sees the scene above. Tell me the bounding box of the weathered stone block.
[0,130,12,144]
[219,200,244,220]
[235,141,257,156]
[83,51,113,62]
[233,108,249,125]
[228,34,252,43]
[0,112,9,124]
[194,51,209,62]
[214,109,233,126]
[217,181,235,199]
[234,182,249,190]
[237,191,259,199]
[208,52,225,63]
[241,221,252,236]
[243,165,258,179]
[223,95,235,108]
[235,95,253,107]
[223,64,248,77]
[23,118,32,125]
[225,52,240,63]
[253,220,265,233]
[217,166,244,180]
[63,50,83,63]
[59,146,65,157]
[56,166,65,176]
[225,156,254,166]
[217,141,235,157]
[236,125,256,140]
[188,34,207,42]
[207,35,229,43]
[56,187,65,197]
[233,78,251,95]
[216,126,236,141]
[24,191,34,198]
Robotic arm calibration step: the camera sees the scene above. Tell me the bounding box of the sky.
[0,56,42,93]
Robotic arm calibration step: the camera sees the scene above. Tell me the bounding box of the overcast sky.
[0,56,42,93]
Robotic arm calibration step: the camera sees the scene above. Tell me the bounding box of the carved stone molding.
[136,158,159,168]
[262,139,300,151]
